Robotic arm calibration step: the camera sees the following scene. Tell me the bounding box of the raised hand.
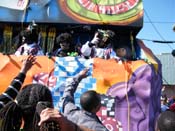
[78,68,90,79]
[91,32,100,46]
[38,108,82,131]
[38,108,63,126]
[20,55,36,74]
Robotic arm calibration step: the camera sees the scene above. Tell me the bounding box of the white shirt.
[15,43,44,56]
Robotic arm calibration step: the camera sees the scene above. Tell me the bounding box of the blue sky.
[137,0,175,55]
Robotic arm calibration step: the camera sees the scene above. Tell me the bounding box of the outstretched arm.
[0,55,36,108]
[61,68,89,113]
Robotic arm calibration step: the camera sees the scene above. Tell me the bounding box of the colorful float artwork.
[59,0,143,25]
[0,41,162,131]
[0,0,143,26]
[0,1,162,131]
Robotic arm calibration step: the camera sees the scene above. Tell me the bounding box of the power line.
[144,21,175,24]
[138,38,175,45]
[144,9,174,50]
[153,40,175,44]
[144,9,166,41]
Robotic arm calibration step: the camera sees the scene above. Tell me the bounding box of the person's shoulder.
[29,43,37,47]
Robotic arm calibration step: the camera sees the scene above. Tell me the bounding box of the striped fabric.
[0,73,25,109]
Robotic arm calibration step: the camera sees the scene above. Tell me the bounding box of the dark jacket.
[61,75,108,131]
[0,73,26,109]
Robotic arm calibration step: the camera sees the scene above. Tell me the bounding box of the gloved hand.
[89,32,100,47]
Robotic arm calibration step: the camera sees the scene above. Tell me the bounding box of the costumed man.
[81,29,116,59]
[15,22,44,56]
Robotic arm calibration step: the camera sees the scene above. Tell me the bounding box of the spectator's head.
[22,28,38,45]
[0,83,53,131]
[21,22,39,45]
[80,90,101,113]
[56,33,73,51]
[34,101,61,131]
[115,44,132,60]
[157,111,175,131]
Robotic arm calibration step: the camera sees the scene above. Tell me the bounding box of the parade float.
[0,1,162,131]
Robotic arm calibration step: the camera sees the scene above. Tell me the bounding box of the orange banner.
[0,54,55,93]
